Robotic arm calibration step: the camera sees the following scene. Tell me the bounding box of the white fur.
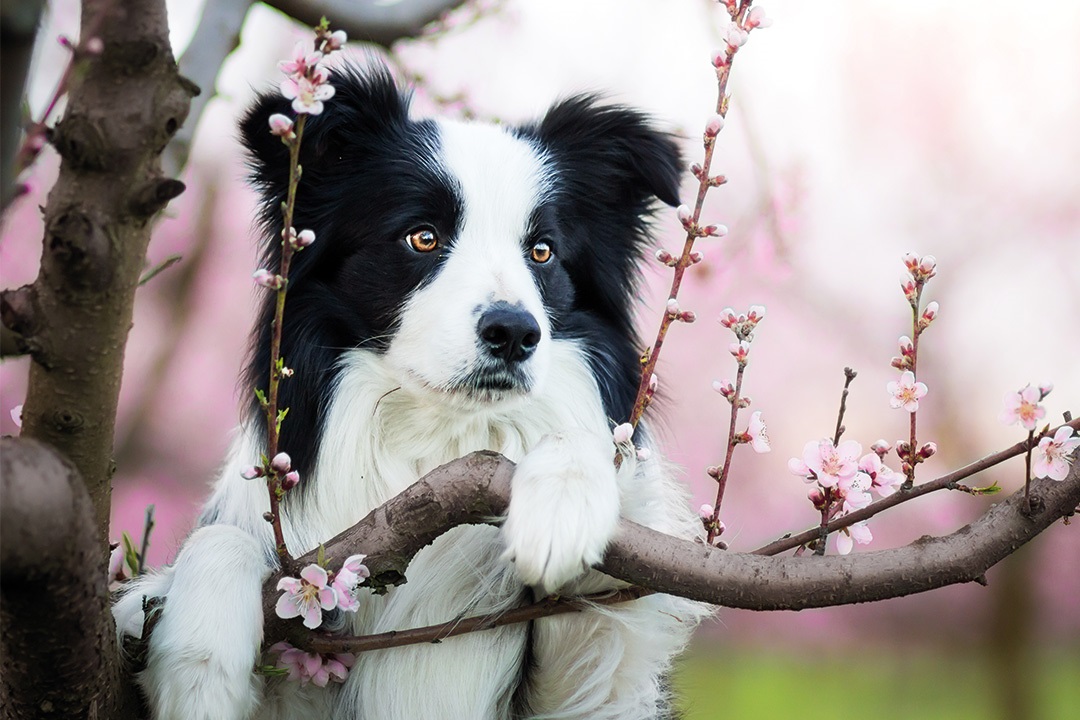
[116,119,708,719]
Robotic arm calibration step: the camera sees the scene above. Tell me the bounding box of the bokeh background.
[2,1,1078,718]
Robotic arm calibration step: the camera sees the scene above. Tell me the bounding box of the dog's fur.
[114,66,707,720]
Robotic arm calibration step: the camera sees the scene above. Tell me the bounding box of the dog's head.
[241,66,680,472]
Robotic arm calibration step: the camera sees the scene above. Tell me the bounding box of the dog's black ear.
[523,95,682,216]
[239,66,410,222]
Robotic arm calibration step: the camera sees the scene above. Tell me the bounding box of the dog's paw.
[137,525,269,720]
[502,430,620,594]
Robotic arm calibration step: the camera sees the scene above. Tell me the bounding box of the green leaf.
[255,388,268,407]
[121,531,141,578]
[317,543,326,568]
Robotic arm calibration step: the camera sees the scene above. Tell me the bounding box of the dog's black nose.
[477,303,541,363]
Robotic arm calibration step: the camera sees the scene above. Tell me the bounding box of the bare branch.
[263,0,467,48]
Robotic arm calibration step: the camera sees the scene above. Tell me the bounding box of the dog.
[113,65,707,720]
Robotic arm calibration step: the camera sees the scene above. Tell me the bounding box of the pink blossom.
[275,564,337,629]
[918,442,937,459]
[636,446,652,461]
[859,453,903,497]
[655,248,675,265]
[711,49,729,68]
[729,340,750,363]
[270,642,354,687]
[324,29,348,52]
[612,423,634,445]
[807,486,826,508]
[712,379,734,397]
[280,75,336,115]
[1032,426,1080,481]
[270,452,292,474]
[699,503,714,520]
[802,439,861,488]
[665,298,680,316]
[268,113,295,138]
[281,470,300,490]
[688,250,704,264]
[870,439,892,458]
[1038,382,1054,398]
[240,465,264,480]
[887,371,928,413]
[918,255,937,276]
[788,456,813,480]
[836,521,873,555]
[719,308,738,328]
[921,301,939,325]
[331,554,370,612]
[744,411,770,453]
[839,472,872,514]
[901,278,918,302]
[1000,385,1046,431]
[703,223,729,237]
[704,114,724,138]
[676,204,692,228]
[278,42,323,79]
[746,305,766,323]
[898,336,914,356]
[253,269,283,290]
[108,543,131,585]
[746,6,773,29]
[724,23,748,48]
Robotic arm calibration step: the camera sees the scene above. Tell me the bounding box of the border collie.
[114,66,707,720]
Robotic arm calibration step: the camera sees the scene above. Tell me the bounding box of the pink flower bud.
[655,248,675,265]
[898,336,914,355]
[920,301,939,326]
[1038,382,1053,399]
[241,465,264,480]
[678,310,696,323]
[807,487,826,507]
[612,423,634,445]
[918,255,937,275]
[729,340,750,363]
[711,49,729,68]
[690,162,704,179]
[712,379,734,396]
[326,29,348,51]
[746,305,766,322]
[699,504,714,520]
[870,440,892,458]
[724,23,748,48]
[719,308,737,328]
[901,279,917,301]
[902,253,919,272]
[281,470,300,490]
[648,373,659,392]
[737,396,751,408]
[271,452,292,474]
[746,6,773,29]
[666,298,680,316]
[704,114,725,138]
[636,447,652,461]
[706,465,721,479]
[253,269,284,290]
[676,205,693,228]
[689,250,704,264]
[268,113,295,137]
[294,228,316,248]
[702,224,728,237]
[280,366,294,378]
[918,442,937,459]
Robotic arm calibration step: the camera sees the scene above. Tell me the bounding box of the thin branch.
[264,0,469,48]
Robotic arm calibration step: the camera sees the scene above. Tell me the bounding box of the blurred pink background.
[3,0,1078,685]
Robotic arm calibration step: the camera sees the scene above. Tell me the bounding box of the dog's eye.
[406,228,439,253]
[530,241,553,264]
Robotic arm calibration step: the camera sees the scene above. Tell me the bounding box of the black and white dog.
[114,66,706,719]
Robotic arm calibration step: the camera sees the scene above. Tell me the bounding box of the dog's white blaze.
[386,121,553,397]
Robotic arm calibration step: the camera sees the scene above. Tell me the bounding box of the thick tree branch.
[9,0,196,542]
[0,438,141,718]
[262,439,1079,650]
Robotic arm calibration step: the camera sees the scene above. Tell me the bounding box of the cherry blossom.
[253,269,283,290]
[999,385,1046,431]
[724,23,748,48]
[836,521,873,555]
[281,75,336,115]
[612,423,634,445]
[275,564,337,629]
[801,439,861,488]
[887,370,928,413]
[704,114,724,137]
[1032,426,1080,481]
[746,6,773,29]
[268,113,295,138]
[331,554,370,612]
[859,453,903,497]
[278,42,323,80]
[240,465,264,480]
[322,29,348,52]
[270,642,354,687]
[281,470,300,491]
[744,411,771,453]
[838,472,872,514]
[270,451,292,474]
[729,340,750,364]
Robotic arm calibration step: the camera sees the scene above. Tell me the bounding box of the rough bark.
[1,0,196,543]
[0,438,141,719]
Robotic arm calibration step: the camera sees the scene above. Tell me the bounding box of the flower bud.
[253,269,284,290]
[690,162,704,179]
[807,487,826,508]
[678,310,696,323]
[281,470,300,490]
[706,465,721,479]
[704,114,725,138]
[270,452,292,474]
[1038,382,1053,399]
[699,504,714,520]
[655,248,675,265]
[746,6,772,29]
[711,49,729,68]
[263,512,275,522]
[268,113,295,138]
[636,447,652,461]
[666,298,680,316]
[293,229,316,248]
[918,442,937,459]
[241,465,264,480]
[689,250,704,264]
[612,423,634,445]
[870,440,892,458]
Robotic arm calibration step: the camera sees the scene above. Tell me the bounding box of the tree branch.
[262,0,468,48]
[0,438,141,718]
[9,0,196,542]
[262,438,1079,650]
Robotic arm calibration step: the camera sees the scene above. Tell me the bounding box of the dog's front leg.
[115,524,270,720]
[501,429,622,594]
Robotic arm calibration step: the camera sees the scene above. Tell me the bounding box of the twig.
[706,364,745,544]
[753,417,1080,556]
[832,367,857,445]
[137,504,155,575]
[305,587,652,655]
[137,254,182,286]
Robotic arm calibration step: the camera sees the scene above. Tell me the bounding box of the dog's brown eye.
[530,241,552,264]
[407,228,439,253]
